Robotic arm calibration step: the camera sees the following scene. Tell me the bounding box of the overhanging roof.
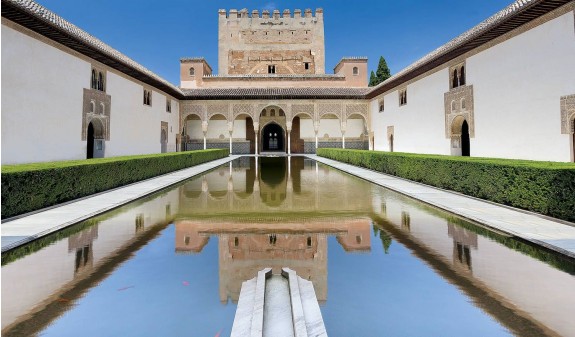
[181,87,371,100]
[365,0,572,99]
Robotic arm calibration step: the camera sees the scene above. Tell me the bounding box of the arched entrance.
[161,129,167,153]
[86,119,105,159]
[451,116,470,157]
[262,123,284,152]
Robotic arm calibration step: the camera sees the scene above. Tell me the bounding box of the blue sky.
[35,0,513,85]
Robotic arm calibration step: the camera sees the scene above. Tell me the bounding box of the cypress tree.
[369,71,378,87]
[375,56,391,84]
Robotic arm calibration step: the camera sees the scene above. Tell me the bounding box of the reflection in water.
[175,218,371,303]
[2,157,574,337]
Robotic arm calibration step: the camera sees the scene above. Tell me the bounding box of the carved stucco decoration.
[207,103,230,120]
[444,85,475,138]
[345,103,369,121]
[232,103,254,120]
[560,94,575,134]
[291,103,315,120]
[82,88,111,141]
[318,103,342,119]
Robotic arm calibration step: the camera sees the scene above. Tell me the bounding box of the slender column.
[202,121,208,150]
[341,121,347,149]
[228,122,234,155]
[254,122,260,155]
[286,121,292,156]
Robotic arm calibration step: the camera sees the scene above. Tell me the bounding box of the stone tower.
[218,8,325,76]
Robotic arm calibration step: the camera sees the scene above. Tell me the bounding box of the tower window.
[379,100,384,112]
[353,67,359,76]
[304,62,310,70]
[189,67,195,76]
[268,65,276,74]
[166,98,171,113]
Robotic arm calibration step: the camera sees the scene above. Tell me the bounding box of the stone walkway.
[1,156,238,252]
[308,155,575,259]
[2,154,574,259]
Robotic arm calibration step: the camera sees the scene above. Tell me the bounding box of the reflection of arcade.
[175,218,371,303]
[178,156,373,212]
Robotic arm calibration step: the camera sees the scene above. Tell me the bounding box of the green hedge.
[317,149,575,222]
[1,149,228,219]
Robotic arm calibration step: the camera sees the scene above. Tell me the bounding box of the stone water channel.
[2,157,574,336]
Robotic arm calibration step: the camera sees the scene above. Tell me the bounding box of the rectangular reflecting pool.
[2,157,574,337]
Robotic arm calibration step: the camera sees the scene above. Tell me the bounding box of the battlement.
[219,8,323,19]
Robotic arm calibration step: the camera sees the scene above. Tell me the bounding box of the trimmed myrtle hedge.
[1,149,228,219]
[317,149,575,222]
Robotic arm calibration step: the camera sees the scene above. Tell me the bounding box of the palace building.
[1,0,574,164]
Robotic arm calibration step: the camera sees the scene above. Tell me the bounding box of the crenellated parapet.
[218,8,323,19]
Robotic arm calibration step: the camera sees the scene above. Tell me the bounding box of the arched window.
[461,98,466,110]
[98,72,104,91]
[147,91,152,106]
[100,102,105,115]
[353,67,359,76]
[189,67,195,76]
[91,70,97,89]
[452,69,458,89]
[460,66,466,86]
[451,100,456,112]
[379,100,384,112]
[270,109,275,117]
[90,101,95,113]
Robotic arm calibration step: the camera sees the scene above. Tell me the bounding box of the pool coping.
[307,154,575,260]
[2,154,574,260]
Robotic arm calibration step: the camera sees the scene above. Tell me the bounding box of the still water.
[2,157,574,337]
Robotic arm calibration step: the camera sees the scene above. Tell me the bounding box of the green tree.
[369,71,378,87]
[369,56,391,87]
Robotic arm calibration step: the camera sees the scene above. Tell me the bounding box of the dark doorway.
[389,134,394,152]
[87,122,95,159]
[461,120,470,157]
[262,123,284,152]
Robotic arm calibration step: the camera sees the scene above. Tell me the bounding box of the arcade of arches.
[180,100,371,154]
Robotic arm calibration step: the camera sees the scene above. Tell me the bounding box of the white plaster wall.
[370,11,575,161]
[1,24,87,164]
[1,23,181,164]
[469,11,575,161]
[105,73,179,157]
[370,69,449,154]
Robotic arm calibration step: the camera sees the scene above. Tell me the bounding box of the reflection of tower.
[68,225,98,275]
[447,223,478,271]
[218,232,328,303]
[174,218,371,305]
